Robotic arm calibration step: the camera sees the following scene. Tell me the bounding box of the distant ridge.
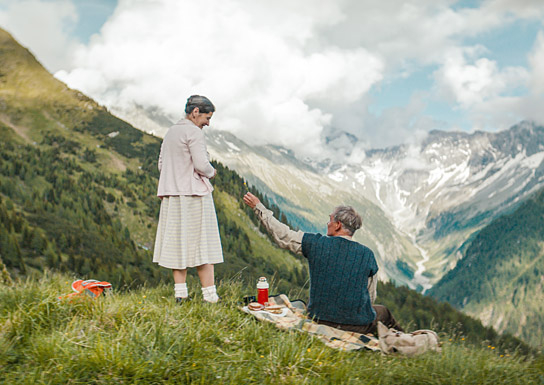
[118,98,544,295]
[429,186,544,348]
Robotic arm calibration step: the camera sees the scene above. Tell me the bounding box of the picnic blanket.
[241,294,380,352]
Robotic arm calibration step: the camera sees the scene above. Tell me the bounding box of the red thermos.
[257,277,269,305]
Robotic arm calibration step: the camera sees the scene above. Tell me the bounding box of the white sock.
[174,283,188,298]
[201,285,219,303]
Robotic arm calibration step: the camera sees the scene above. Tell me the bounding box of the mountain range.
[120,104,544,291]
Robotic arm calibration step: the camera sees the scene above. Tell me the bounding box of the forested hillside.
[0,27,536,355]
[430,187,544,348]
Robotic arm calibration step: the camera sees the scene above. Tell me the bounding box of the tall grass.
[1,273,542,384]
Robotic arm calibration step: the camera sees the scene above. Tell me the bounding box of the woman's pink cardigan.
[157,118,215,197]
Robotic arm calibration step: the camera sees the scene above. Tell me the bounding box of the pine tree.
[0,256,13,285]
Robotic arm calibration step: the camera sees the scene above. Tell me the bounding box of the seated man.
[243,192,402,335]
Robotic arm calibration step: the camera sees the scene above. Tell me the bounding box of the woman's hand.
[243,192,260,209]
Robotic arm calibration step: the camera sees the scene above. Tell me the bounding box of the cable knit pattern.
[302,233,378,325]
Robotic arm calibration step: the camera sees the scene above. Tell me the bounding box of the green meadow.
[1,273,542,385]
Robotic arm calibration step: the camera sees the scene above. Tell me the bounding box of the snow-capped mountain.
[204,121,544,290]
[117,105,544,290]
[326,123,544,237]
[309,122,544,288]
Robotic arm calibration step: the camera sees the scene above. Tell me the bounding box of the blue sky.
[70,0,117,44]
[1,0,543,158]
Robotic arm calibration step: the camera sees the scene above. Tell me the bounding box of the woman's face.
[189,109,213,129]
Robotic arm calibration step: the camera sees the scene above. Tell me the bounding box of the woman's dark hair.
[185,95,215,114]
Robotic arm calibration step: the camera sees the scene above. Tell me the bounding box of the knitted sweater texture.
[302,233,378,325]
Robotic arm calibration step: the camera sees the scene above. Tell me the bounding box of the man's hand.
[243,192,261,209]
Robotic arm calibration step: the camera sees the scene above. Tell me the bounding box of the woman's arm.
[158,143,163,172]
[188,129,215,178]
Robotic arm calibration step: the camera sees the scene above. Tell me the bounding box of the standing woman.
[153,95,223,303]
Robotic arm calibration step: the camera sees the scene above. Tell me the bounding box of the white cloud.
[307,1,543,153]
[528,31,544,94]
[428,30,544,132]
[315,1,515,70]
[517,30,544,124]
[2,0,544,158]
[434,47,529,107]
[482,0,544,20]
[55,0,384,157]
[363,94,436,149]
[0,0,79,72]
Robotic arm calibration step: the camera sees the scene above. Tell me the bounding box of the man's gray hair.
[332,205,362,235]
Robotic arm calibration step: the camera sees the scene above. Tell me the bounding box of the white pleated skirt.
[153,194,223,269]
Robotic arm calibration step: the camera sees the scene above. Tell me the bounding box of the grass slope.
[1,274,543,384]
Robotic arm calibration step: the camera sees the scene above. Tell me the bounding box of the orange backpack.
[59,279,112,300]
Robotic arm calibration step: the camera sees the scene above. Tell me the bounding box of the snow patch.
[328,171,345,182]
[225,141,241,152]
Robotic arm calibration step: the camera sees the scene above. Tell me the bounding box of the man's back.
[302,233,378,325]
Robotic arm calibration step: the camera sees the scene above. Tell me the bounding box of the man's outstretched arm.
[243,192,304,255]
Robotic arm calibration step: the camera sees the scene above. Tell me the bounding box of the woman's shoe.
[203,296,222,304]
[175,297,191,304]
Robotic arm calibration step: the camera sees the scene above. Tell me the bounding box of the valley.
[124,104,544,291]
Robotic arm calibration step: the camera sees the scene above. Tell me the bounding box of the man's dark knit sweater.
[301,233,378,325]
